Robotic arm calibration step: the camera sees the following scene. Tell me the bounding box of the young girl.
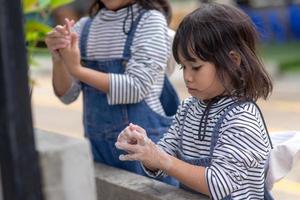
[115,3,274,199]
[45,0,179,184]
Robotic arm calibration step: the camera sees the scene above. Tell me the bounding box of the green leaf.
[25,20,52,44]
[25,20,52,34]
[50,0,73,11]
[26,31,40,42]
[38,0,51,10]
[23,0,38,13]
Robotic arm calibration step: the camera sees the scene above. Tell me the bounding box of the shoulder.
[227,101,262,121]
[72,16,90,35]
[143,9,167,21]
[220,101,267,138]
[138,9,168,28]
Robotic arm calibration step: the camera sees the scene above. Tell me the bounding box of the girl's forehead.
[178,50,203,63]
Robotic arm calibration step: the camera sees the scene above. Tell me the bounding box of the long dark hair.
[89,0,172,24]
[173,3,273,101]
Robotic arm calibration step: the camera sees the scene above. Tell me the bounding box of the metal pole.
[0,0,44,199]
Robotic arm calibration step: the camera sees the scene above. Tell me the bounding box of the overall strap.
[179,98,197,149]
[122,9,148,60]
[210,101,273,157]
[80,18,93,59]
[209,101,242,156]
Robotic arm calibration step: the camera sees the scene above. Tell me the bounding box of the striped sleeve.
[107,10,170,105]
[205,103,270,200]
[59,79,81,104]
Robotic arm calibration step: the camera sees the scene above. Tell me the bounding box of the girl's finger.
[64,18,72,35]
[48,40,70,50]
[119,153,140,161]
[52,44,69,51]
[129,123,136,131]
[130,130,148,146]
[117,130,128,143]
[70,19,75,26]
[117,128,137,144]
[115,142,140,153]
[55,25,69,35]
[133,124,147,135]
[47,30,70,40]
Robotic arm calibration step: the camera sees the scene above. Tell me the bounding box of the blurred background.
[25,0,300,199]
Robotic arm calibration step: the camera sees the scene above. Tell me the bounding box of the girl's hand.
[115,124,172,172]
[59,18,82,76]
[117,123,142,145]
[45,20,74,62]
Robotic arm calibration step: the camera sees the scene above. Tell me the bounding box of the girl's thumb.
[70,32,78,48]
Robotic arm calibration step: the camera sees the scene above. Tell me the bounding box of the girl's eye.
[179,64,185,70]
[192,65,202,71]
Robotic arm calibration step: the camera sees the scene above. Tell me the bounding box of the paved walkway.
[31,56,300,199]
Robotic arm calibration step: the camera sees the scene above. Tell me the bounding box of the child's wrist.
[158,148,173,172]
[68,65,82,78]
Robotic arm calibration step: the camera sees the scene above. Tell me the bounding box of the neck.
[108,2,136,11]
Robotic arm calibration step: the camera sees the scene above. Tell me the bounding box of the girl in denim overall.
[116,3,275,199]
[45,0,179,185]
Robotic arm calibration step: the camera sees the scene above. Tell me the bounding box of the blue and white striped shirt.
[158,96,271,200]
[59,4,170,116]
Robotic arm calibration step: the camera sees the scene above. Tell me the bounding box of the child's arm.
[59,47,110,93]
[115,123,210,196]
[57,19,110,93]
[164,155,210,195]
[52,58,73,97]
[45,23,73,97]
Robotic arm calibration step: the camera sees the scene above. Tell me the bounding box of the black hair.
[89,0,172,24]
[173,3,273,101]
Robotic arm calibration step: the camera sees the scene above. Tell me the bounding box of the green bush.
[259,42,300,73]
[23,0,73,63]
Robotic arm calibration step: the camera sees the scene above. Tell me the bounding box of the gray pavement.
[31,55,300,199]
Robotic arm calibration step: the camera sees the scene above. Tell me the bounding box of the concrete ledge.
[34,130,208,200]
[94,163,209,200]
[35,130,96,200]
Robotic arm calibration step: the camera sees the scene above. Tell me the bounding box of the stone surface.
[94,163,209,200]
[35,129,97,200]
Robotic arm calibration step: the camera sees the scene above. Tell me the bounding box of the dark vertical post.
[0,169,3,200]
[0,0,44,199]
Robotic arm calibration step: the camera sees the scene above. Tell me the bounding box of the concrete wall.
[94,163,208,200]
[35,130,209,200]
[35,130,97,200]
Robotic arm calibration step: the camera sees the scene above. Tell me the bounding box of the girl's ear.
[229,50,241,66]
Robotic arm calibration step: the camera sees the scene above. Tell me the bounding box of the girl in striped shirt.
[45,0,179,185]
[116,3,274,199]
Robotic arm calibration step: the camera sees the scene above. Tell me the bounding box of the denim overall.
[79,9,179,185]
[176,99,274,199]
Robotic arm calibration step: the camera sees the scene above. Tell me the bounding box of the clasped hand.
[45,18,81,76]
[115,123,172,172]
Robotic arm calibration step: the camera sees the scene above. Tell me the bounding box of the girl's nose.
[183,69,193,83]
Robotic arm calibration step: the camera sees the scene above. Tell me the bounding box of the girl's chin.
[187,88,197,95]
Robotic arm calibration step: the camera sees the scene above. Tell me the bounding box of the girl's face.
[179,53,226,100]
[101,0,135,11]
